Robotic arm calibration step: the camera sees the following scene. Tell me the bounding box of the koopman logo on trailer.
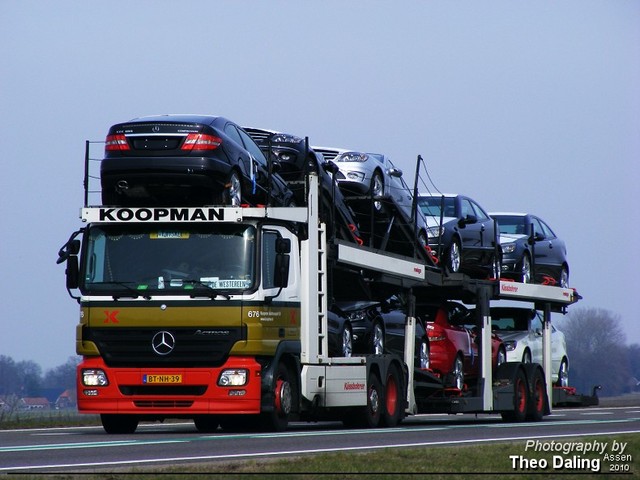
[84,207,230,223]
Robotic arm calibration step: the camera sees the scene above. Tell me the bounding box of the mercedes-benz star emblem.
[152,331,175,355]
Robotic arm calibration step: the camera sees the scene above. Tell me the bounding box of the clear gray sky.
[1,1,638,370]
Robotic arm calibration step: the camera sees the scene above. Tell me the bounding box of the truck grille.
[87,326,246,368]
[134,400,195,408]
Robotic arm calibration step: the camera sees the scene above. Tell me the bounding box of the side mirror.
[66,255,79,290]
[57,239,80,264]
[458,215,477,228]
[388,168,403,178]
[322,160,340,175]
[273,237,291,288]
[273,254,290,288]
[276,237,291,254]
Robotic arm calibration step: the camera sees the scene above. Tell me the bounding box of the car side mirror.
[270,159,282,174]
[458,215,477,228]
[388,168,403,178]
[322,160,340,175]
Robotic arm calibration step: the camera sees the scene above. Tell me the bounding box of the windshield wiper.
[88,281,152,300]
[182,280,232,300]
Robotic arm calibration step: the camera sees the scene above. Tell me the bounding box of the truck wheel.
[194,415,220,433]
[501,368,528,422]
[100,414,138,434]
[527,369,546,422]
[352,370,383,428]
[261,362,293,432]
[382,363,403,427]
[219,415,259,432]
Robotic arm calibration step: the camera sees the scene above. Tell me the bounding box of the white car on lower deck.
[486,306,569,386]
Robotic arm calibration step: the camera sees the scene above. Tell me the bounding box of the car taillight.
[105,134,130,151]
[181,133,222,151]
[428,324,446,341]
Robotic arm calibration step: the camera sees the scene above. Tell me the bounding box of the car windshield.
[491,312,530,331]
[81,223,256,295]
[494,215,527,235]
[418,196,456,218]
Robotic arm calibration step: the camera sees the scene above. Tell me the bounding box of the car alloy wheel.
[370,172,384,212]
[557,359,569,387]
[226,171,242,207]
[451,356,464,390]
[371,321,384,355]
[521,254,531,283]
[419,340,430,369]
[341,323,353,357]
[559,267,569,288]
[448,240,461,273]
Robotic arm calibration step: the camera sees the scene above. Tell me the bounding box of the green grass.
[3,434,638,480]
[0,409,100,429]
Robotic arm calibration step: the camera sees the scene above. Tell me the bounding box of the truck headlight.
[82,369,109,386]
[218,369,248,386]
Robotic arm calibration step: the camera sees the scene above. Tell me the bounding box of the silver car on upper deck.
[312,147,432,261]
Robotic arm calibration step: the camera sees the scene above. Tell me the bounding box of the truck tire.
[355,370,383,428]
[527,369,547,422]
[501,368,528,422]
[382,363,403,427]
[194,415,220,433]
[260,362,294,432]
[100,414,138,434]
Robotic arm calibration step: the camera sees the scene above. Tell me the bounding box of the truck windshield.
[81,223,256,295]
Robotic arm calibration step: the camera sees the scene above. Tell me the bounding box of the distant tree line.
[557,307,640,397]
[0,356,79,397]
[0,307,637,399]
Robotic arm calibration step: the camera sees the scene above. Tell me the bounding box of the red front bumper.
[76,356,262,415]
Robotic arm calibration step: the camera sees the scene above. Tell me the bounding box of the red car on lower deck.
[416,301,506,390]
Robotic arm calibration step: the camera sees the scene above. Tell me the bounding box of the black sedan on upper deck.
[490,212,569,287]
[417,193,500,278]
[101,115,295,207]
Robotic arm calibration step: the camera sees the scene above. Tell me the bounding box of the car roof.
[490,212,528,216]
[311,145,350,154]
[418,193,459,198]
[127,114,224,125]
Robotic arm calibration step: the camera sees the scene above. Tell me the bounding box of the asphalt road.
[1,406,639,473]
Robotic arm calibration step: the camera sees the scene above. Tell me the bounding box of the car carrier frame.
[58,142,591,433]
